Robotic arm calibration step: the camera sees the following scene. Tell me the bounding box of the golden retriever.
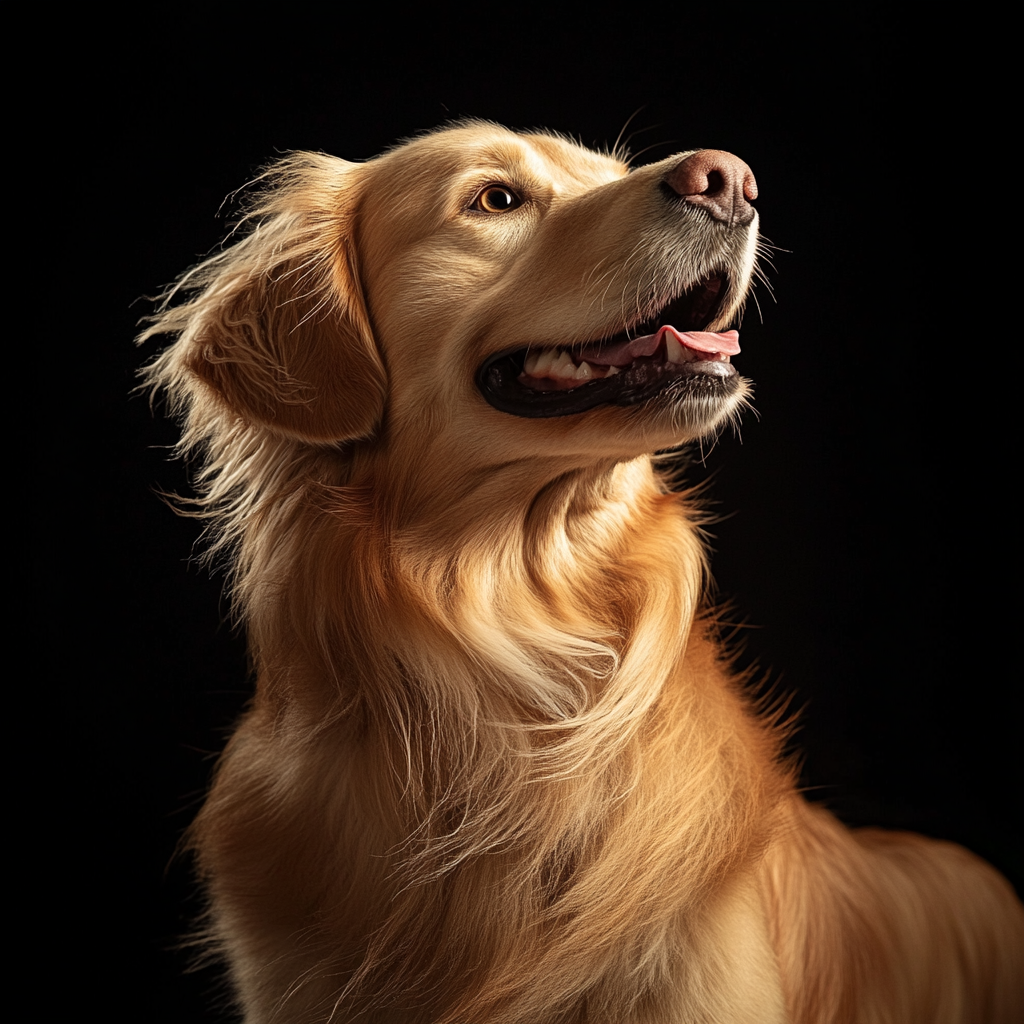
[141,122,1024,1023]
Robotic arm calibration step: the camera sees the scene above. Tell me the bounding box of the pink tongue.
[579,327,740,367]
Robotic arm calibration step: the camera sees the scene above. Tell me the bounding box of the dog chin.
[617,374,750,451]
[649,371,747,427]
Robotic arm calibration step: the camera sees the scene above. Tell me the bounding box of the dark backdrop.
[70,11,1016,1021]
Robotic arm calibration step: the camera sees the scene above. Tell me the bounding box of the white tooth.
[573,361,594,380]
[524,352,540,375]
[665,334,685,364]
[534,348,556,374]
[606,364,621,376]
[550,351,577,379]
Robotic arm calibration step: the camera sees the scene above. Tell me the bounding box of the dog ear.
[177,157,386,444]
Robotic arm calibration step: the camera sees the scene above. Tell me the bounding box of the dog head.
[146,123,759,487]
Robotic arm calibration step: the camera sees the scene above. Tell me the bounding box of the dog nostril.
[703,170,725,197]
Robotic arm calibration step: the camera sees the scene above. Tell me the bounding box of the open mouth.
[477,275,742,418]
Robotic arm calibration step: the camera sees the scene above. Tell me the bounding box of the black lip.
[477,350,738,418]
[476,275,739,419]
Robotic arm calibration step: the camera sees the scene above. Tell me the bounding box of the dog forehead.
[520,131,626,191]
[373,124,626,197]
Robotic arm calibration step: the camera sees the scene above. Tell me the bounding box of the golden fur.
[141,123,1024,1023]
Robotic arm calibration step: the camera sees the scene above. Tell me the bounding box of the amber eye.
[472,185,521,213]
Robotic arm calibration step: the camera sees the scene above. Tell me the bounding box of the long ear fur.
[140,153,385,443]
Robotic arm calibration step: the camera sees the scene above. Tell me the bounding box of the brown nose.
[664,150,758,227]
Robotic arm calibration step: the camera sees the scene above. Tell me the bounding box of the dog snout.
[664,150,758,228]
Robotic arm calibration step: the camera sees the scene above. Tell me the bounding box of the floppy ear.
[162,155,386,444]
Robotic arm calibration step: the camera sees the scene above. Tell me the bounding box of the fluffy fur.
[142,123,1024,1023]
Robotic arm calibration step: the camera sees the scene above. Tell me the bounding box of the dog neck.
[241,451,706,731]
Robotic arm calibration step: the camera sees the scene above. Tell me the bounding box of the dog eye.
[471,186,522,213]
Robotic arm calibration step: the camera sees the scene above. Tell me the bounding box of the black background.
[70,10,1017,1020]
